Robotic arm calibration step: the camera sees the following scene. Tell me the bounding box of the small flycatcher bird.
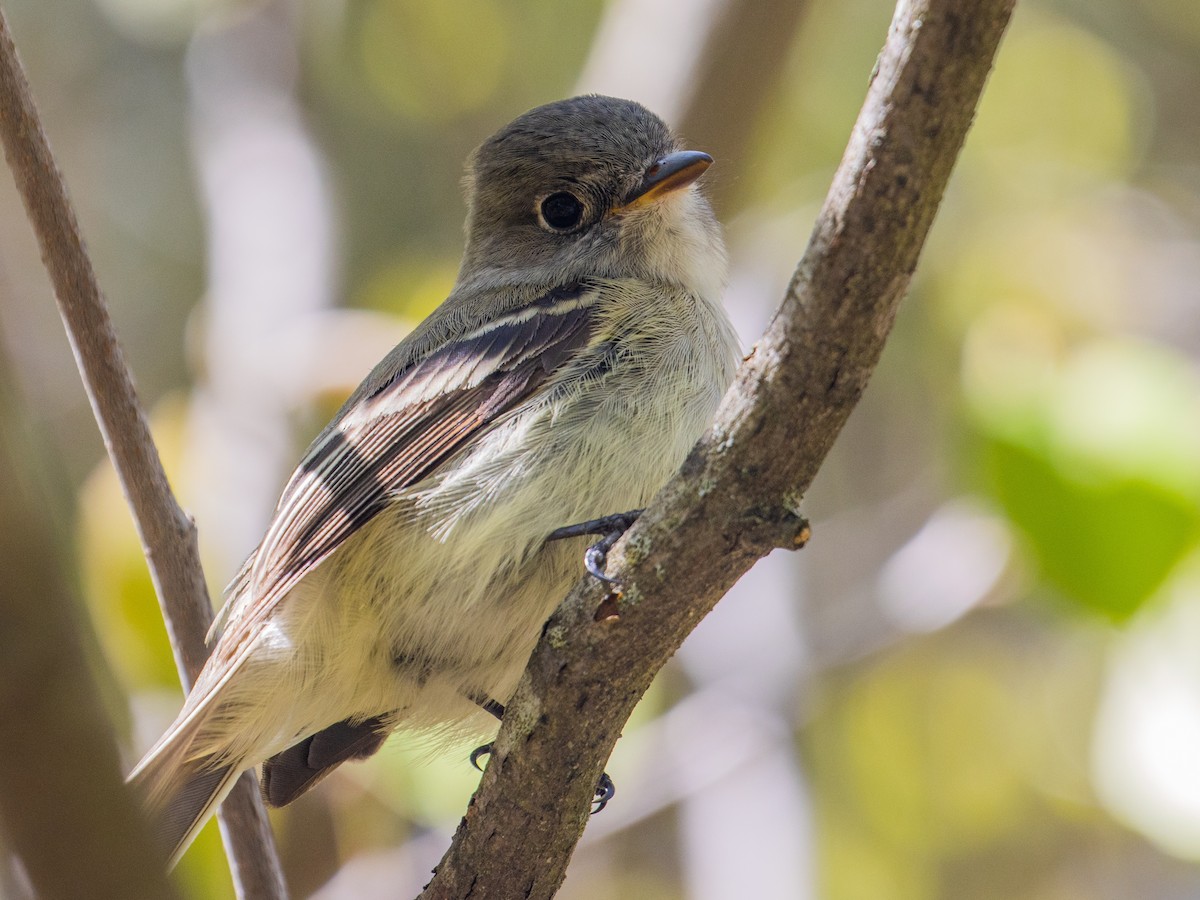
[130,94,739,864]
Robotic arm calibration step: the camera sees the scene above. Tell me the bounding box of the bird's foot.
[592,772,615,813]
[546,509,643,585]
[467,742,615,815]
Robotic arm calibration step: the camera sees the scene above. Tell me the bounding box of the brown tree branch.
[0,5,287,897]
[422,0,1017,896]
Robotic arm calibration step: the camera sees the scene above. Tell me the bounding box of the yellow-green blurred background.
[2,0,1200,897]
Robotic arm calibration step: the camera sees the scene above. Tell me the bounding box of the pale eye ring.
[537,191,586,233]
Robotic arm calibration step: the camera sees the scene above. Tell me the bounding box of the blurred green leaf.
[981,438,1198,619]
[967,338,1200,619]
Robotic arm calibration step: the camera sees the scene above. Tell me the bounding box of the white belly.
[211,286,738,760]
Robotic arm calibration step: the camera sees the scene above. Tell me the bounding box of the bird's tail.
[127,719,244,867]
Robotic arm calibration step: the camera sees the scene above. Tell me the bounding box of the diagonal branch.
[0,5,287,897]
[422,0,1017,897]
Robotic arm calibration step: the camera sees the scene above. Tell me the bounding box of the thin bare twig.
[0,5,287,897]
[422,0,1017,896]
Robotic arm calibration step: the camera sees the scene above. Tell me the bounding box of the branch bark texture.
[423,0,1017,896]
[0,6,286,897]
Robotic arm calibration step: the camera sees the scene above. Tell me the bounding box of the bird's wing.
[128,282,603,851]
[208,281,601,668]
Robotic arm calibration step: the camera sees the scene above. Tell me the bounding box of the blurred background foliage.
[1,0,1199,897]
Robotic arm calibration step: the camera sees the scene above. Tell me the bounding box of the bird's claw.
[470,742,493,772]
[470,742,615,814]
[585,542,620,584]
[592,772,615,814]
[548,509,643,586]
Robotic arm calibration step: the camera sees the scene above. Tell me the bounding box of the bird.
[128,94,739,865]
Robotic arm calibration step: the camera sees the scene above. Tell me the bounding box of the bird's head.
[458,95,726,302]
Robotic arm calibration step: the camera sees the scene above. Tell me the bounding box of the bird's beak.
[616,150,713,212]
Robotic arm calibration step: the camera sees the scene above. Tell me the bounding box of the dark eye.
[538,192,585,232]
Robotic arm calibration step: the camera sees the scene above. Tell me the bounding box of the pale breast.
[260,280,738,732]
